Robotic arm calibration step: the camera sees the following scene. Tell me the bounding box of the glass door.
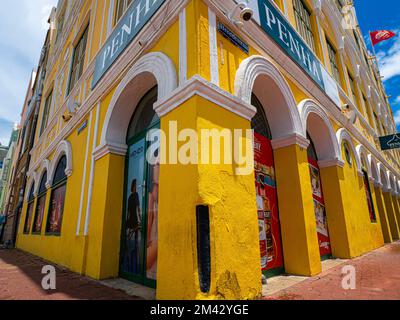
[120,123,160,288]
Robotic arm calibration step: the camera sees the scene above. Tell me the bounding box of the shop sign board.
[247,0,341,108]
[379,134,400,151]
[92,0,166,88]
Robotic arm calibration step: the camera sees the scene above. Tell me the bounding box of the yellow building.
[16,0,400,300]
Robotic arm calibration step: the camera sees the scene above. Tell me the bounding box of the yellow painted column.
[383,191,400,240]
[391,193,400,234]
[373,185,392,243]
[272,139,321,276]
[84,153,125,279]
[319,164,352,258]
[157,96,261,300]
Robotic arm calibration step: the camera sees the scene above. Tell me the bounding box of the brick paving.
[1,242,400,300]
[0,249,140,300]
[265,241,400,300]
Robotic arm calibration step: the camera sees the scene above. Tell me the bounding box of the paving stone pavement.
[264,241,400,300]
[1,242,400,300]
[0,249,141,300]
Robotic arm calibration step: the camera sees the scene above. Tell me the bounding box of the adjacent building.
[9,0,400,300]
[0,128,20,241]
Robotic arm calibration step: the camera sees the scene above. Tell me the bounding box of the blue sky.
[0,0,57,146]
[0,0,399,147]
[354,0,400,129]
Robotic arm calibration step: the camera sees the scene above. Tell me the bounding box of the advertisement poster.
[47,184,66,234]
[122,134,159,283]
[146,155,159,281]
[33,196,46,233]
[122,139,146,276]
[363,173,376,222]
[308,161,332,257]
[254,133,283,272]
[24,203,34,234]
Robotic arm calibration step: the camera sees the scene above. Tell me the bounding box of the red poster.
[308,158,332,257]
[254,133,283,272]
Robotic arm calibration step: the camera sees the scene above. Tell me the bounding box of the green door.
[120,123,160,288]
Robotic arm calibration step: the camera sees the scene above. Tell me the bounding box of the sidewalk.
[1,242,399,300]
[264,241,400,300]
[0,249,140,300]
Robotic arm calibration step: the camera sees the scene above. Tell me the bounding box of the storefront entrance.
[120,87,159,288]
[252,95,284,277]
[307,135,332,259]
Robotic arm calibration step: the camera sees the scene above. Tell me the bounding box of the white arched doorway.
[300,99,341,260]
[235,55,305,277]
[99,52,177,287]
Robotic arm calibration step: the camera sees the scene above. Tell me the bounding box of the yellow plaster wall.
[157,96,261,300]
[339,146,384,257]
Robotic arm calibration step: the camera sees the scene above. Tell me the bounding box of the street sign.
[379,134,400,151]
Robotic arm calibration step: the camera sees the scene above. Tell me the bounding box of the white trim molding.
[368,154,380,185]
[234,55,303,139]
[356,144,372,177]
[299,99,341,163]
[100,51,178,159]
[378,162,390,192]
[154,75,257,121]
[271,133,310,151]
[336,128,362,175]
[25,173,38,201]
[48,140,73,184]
[179,8,187,86]
[208,7,219,86]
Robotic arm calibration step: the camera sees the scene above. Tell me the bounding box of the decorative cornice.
[154,75,257,121]
[93,143,128,161]
[318,159,345,169]
[271,133,310,151]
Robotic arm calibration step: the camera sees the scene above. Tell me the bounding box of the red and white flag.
[370,30,396,46]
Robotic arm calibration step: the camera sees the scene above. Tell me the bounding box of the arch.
[25,174,38,202]
[388,172,397,195]
[356,144,372,177]
[33,159,50,196]
[100,52,178,152]
[377,163,390,192]
[299,99,341,165]
[234,55,303,140]
[49,140,72,184]
[368,154,380,185]
[336,128,362,173]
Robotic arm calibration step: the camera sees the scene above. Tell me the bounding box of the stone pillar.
[318,161,352,259]
[374,184,393,243]
[84,152,125,279]
[156,94,261,300]
[271,135,322,277]
[383,190,400,240]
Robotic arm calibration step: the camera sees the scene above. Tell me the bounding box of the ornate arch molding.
[98,52,178,158]
[368,154,380,186]
[356,145,372,177]
[377,162,390,192]
[48,140,73,185]
[25,170,38,201]
[234,55,303,139]
[388,172,397,195]
[336,128,362,174]
[299,99,341,166]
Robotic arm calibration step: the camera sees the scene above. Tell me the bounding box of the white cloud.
[376,32,400,82]
[394,110,400,127]
[396,96,400,104]
[0,0,57,126]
